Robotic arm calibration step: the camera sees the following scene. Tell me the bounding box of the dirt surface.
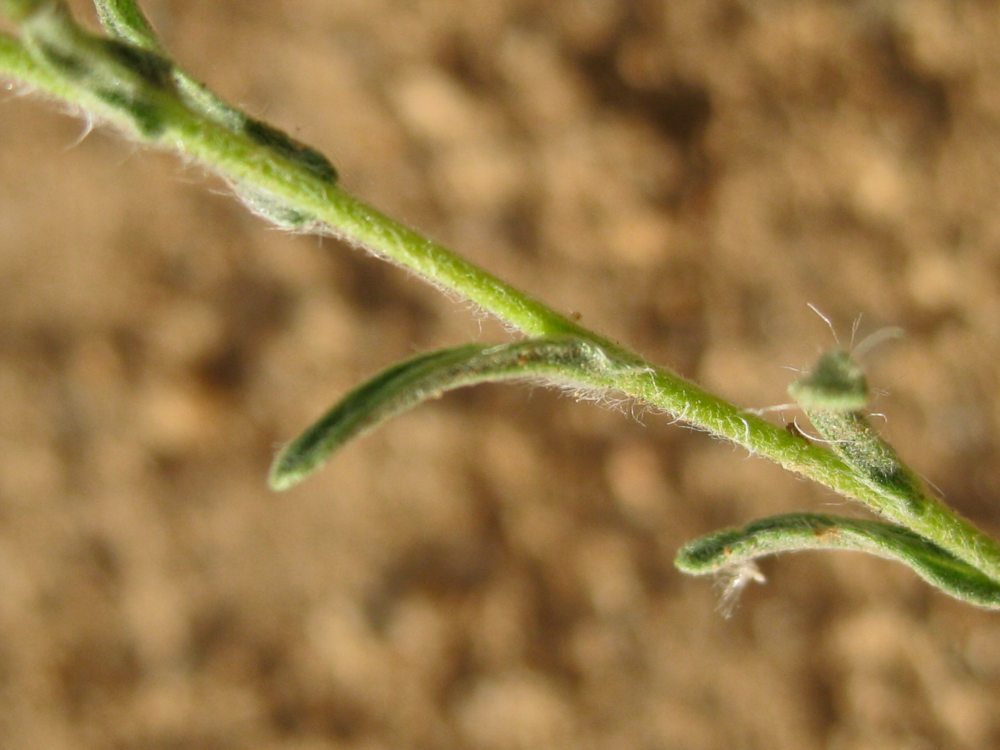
[3,1,1000,748]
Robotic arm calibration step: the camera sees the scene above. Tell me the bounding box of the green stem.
[2,7,999,592]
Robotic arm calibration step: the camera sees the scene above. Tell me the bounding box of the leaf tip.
[267,447,309,492]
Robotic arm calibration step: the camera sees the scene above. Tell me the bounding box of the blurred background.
[2,1,1000,748]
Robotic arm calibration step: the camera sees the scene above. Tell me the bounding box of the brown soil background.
[3,1,1000,748]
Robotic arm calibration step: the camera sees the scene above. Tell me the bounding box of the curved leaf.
[270,336,621,490]
[676,513,1000,608]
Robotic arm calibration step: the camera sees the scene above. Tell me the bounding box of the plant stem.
[3,14,999,591]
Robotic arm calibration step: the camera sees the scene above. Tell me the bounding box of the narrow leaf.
[269,336,620,491]
[676,513,1000,609]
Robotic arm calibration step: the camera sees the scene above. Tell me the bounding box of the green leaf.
[676,513,1000,609]
[269,336,622,491]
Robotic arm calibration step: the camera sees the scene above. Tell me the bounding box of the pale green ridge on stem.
[676,513,1000,609]
[93,0,158,49]
[3,1,1000,606]
[270,336,631,491]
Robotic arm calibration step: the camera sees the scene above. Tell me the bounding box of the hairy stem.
[2,2,999,602]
